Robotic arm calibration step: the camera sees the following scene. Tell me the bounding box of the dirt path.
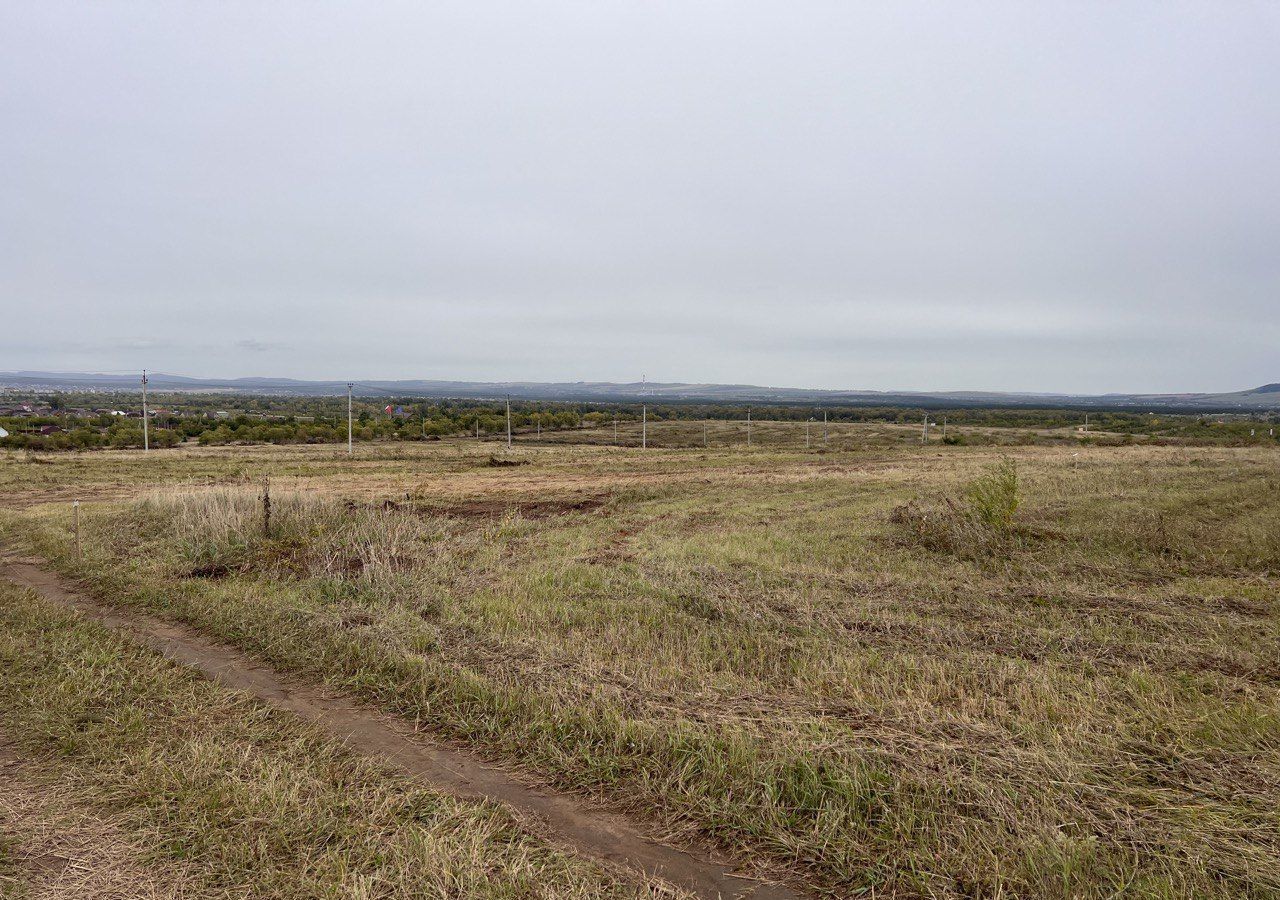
[0,558,804,900]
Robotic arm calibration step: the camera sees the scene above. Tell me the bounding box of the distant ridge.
[2,371,1279,411]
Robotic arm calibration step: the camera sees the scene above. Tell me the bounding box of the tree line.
[2,391,1276,451]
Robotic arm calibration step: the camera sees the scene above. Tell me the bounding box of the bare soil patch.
[428,494,611,520]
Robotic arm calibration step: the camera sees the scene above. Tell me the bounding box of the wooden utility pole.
[506,395,512,449]
[141,370,149,451]
[347,383,353,455]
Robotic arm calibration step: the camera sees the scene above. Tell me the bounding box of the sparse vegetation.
[2,434,1278,897]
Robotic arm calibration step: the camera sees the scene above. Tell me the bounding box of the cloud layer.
[2,2,1277,392]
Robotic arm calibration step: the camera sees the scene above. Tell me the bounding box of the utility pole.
[141,370,149,451]
[347,383,353,455]
[506,395,512,449]
[642,405,647,449]
[942,416,947,440]
[921,413,929,444]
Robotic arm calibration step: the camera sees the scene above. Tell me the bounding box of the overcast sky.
[2,2,1277,393]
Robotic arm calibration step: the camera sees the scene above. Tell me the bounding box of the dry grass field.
[1,424,1277,898]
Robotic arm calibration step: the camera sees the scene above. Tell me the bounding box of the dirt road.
[1,557,804,900]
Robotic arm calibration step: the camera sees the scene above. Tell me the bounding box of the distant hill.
[2,371,1279,412]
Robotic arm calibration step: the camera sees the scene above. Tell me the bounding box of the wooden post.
[73,499,82,559]
[262,475,271,537]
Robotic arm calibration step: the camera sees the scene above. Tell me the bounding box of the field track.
[0,555,804,900]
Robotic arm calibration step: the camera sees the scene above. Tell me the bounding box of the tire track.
[1,558,803,900]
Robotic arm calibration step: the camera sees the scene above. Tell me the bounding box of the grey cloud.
[1,2,1277,393]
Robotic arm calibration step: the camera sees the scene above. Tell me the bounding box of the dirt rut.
[0,559,803,900]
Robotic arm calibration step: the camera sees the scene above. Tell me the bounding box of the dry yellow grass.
[2,434,1277,897]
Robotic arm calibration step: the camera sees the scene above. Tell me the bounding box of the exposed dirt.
[0,558,803,900]
[425,494,611,520]
[486,455,531,467]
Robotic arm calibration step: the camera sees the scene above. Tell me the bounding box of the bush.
[891,458,1021,556]
[964,458,1019,532]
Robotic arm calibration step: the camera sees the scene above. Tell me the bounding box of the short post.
[73,499,82,559]
[261,475,271,537]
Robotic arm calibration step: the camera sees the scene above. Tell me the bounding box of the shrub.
[964,458,1019,532]
[891,458,1021,556]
